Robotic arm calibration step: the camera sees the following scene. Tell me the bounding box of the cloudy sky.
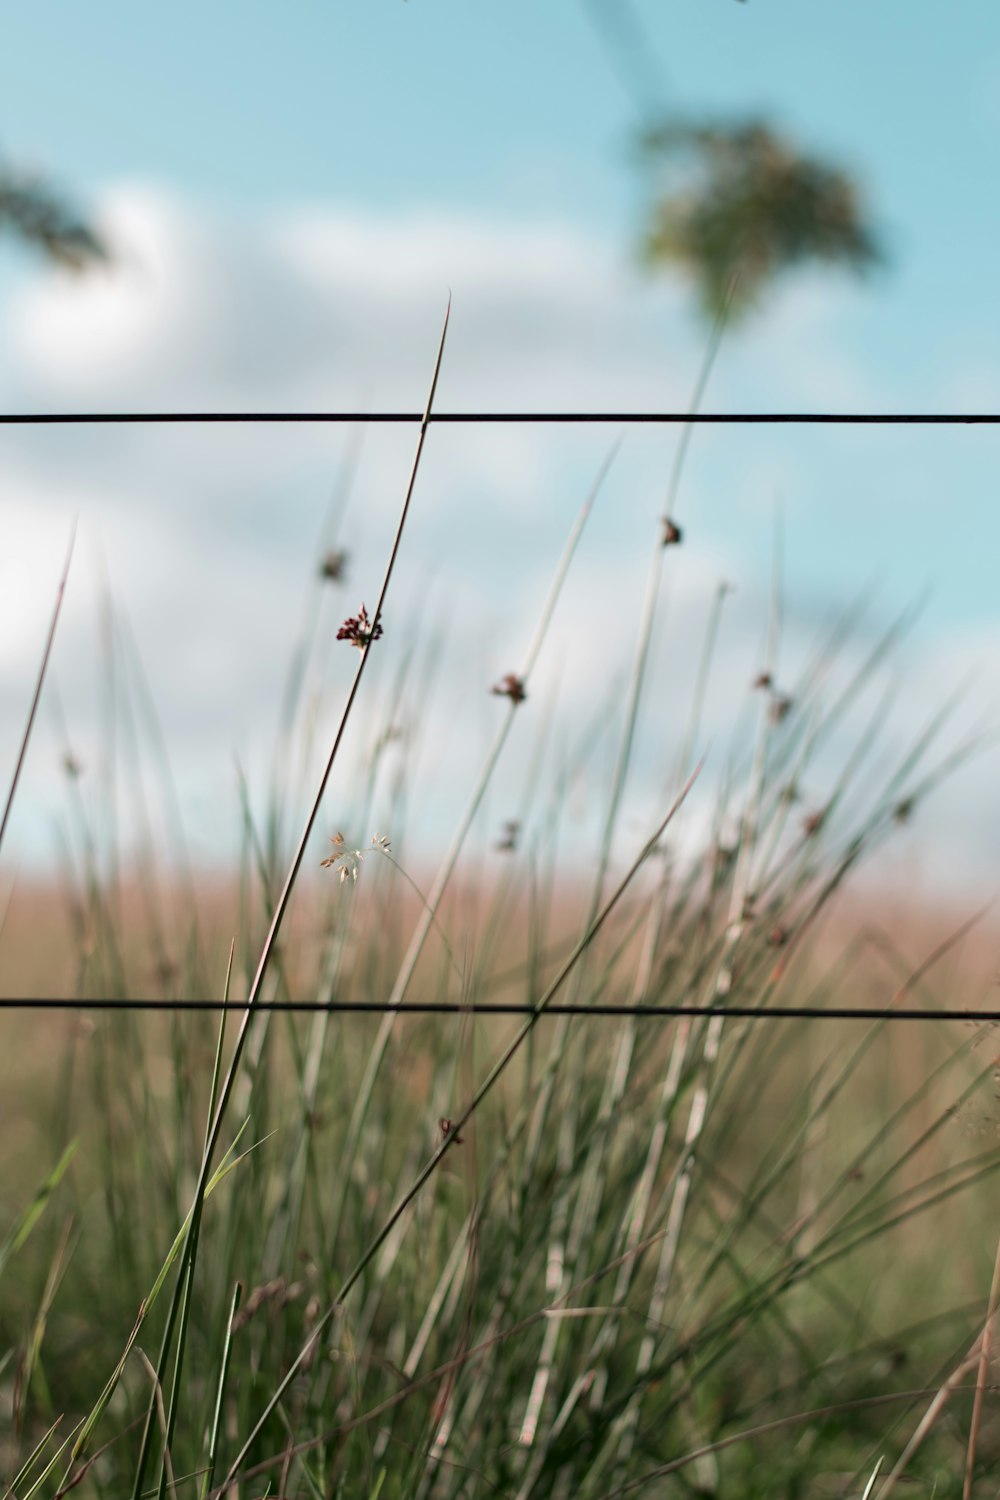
[1,2,999,900]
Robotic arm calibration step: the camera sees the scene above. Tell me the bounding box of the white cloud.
[10,186,217,394]
[7,187,695,412]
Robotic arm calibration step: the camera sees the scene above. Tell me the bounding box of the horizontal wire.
[2,411,1000,426]
[0,997,997,1022]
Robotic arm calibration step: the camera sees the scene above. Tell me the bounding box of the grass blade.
[0,522,75,856]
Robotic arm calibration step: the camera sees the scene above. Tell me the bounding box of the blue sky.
[1,3,999,892]
[4,0,999,377]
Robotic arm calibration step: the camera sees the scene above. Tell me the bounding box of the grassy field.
[3,340,1000,1498]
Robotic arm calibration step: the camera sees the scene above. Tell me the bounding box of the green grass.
[3,321,1000,1498]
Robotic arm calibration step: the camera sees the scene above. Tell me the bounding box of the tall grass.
[2,323,1000,1499]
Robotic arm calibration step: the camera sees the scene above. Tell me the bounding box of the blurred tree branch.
[640,117,883,321]
[0,161,108,272]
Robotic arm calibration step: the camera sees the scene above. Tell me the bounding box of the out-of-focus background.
[0,2,998,900]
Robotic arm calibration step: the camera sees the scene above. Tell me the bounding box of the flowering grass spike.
[337,604,383,649]
[491,673,527,705]
[321,831,393,884]
[320,549,348,583]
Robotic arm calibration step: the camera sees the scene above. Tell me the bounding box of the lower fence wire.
[0,996,998,1021]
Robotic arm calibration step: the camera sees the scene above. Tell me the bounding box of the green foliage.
[641,117,883,320]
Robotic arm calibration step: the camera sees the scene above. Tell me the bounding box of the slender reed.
[112,303,451,1500]
[0,522,75,855]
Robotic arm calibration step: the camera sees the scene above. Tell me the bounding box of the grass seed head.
[496,818,520,852]
[319,548,349,583]
[894,796,916,823]
[491,672,527,705]
[337,604,382,649]
[321,830,391,882]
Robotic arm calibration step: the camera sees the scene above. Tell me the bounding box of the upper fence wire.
[3,409,1000,424]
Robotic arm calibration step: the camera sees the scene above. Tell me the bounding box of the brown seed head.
[894,796,915,824]
[319,548,348,583]
[661,517,683,546]
[337,604,383,649]
[491,673,526,705]
[496,819,520,853]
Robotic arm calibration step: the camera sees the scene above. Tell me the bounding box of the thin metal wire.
[2,410,1000,425]
[1,996,997,1022]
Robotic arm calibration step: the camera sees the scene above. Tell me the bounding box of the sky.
[1,1,999,900]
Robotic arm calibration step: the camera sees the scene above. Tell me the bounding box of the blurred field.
[4,850,1000,1498]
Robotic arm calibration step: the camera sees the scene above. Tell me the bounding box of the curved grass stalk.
[3,1415,67,1500]
[686,907,992,1315]
[961,1226,1000,1500]
[509,314,731,1492]
[647,1119,1000,1428]
[199,1280,242,1500]
[61,1124,255,1484]
[209,1217,682,1497]
[628,961,1000,1414]
[115,304,452,1500]
[604,543,780,1482]
[583,1387,982,1500]
[147,941,235,1499]
[215,766,700,1493]
[0,521,75,856]
[874,1333,984,1500]
[514,582,734,1477]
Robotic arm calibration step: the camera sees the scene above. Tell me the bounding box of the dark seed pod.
[491,673,526,705]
